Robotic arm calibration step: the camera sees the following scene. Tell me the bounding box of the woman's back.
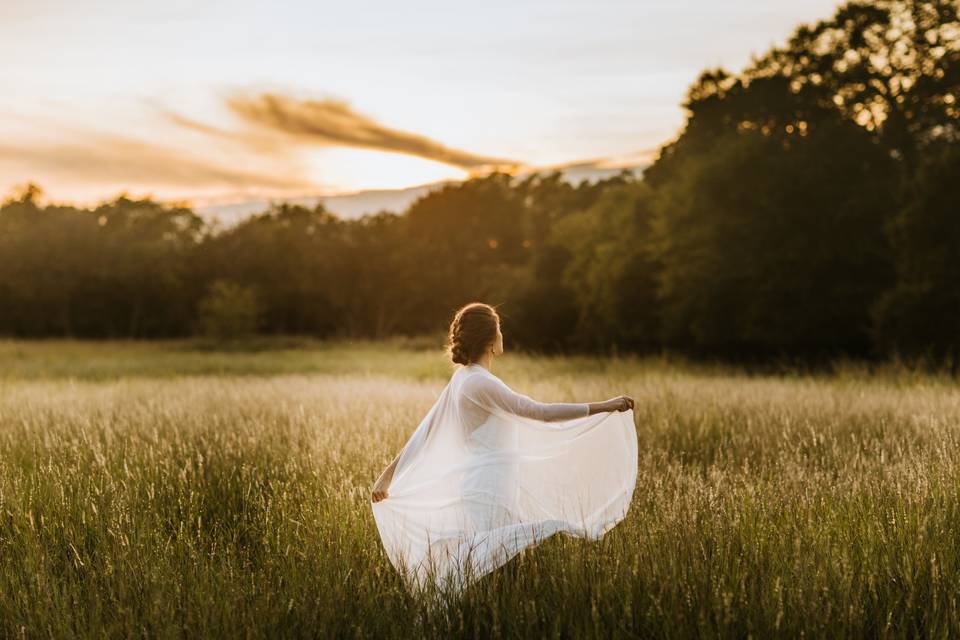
[371,363,637,593]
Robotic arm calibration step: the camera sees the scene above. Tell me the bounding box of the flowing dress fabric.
[371,364,638,593]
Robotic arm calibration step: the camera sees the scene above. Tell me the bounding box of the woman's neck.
[473,352,493,371]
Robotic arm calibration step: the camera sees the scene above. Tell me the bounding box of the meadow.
[1,338,960,638]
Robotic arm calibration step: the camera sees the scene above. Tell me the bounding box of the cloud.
[0,132,316,192]
[159,109,289,156]
[538,147,659,173]
[223,92,523,170]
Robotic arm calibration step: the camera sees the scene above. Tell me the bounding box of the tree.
[747,0,960,167]
[198,203,346,337]
[0,193,203,337]
[647,73,898,357]
[401,173,528,333]
[872,142,960,360]
[501,172,632,352]
[196,279,262,340]
[336,211,420,338]
[551,180,661,352]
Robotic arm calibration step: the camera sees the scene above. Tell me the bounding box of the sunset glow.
[1,0,842,207]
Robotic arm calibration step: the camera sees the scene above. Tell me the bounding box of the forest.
[1,0,957,364]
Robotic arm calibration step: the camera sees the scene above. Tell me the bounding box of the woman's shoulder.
[458,364,496,379]
[458,366,508,395]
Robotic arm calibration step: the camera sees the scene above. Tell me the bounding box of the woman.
[370,302,637,594]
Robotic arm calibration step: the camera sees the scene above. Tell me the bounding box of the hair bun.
[445,302,499,366]
[449,340,470,365]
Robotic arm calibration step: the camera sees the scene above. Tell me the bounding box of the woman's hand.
[372,474,390,502]
[588,395,635,415]
[607,395,634,412]
[371,450,403,503]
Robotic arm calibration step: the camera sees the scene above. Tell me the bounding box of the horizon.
[2,0,840,208]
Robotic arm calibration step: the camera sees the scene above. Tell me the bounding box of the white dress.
[370,363,638,593]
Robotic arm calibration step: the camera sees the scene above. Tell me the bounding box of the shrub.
[195,279,262,341]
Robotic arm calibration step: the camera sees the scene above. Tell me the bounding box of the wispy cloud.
[0,132,315,192]
[221,93,523,171]
[159,109,289,156]
[535,147,659,174]
[1,93,649,207]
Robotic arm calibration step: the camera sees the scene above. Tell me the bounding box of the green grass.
[1,339,960,637]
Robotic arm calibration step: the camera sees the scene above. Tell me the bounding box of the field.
[1,338,960,638]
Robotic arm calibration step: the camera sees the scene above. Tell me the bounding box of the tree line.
[1,0,957,363]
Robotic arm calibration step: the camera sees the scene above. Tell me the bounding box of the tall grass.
[1,339,959,637]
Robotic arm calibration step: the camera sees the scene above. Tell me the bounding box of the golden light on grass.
[1,340,960,635]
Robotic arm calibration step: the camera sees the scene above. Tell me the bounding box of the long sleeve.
[463,371,590,422]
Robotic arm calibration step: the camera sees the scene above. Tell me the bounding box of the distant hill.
[196,163,645,227]
[196,183,445,228]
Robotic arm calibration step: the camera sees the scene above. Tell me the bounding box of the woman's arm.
[466,373,634,422]
[509,391,590,421]
[588,396,635,415]
[371,449,402,503]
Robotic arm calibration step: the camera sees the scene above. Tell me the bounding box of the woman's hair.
[445,302,500,365]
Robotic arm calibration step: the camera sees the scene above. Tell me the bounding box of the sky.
[0,0,842,207]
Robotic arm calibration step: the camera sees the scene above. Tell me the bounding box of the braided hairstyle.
[445,302,500,365]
